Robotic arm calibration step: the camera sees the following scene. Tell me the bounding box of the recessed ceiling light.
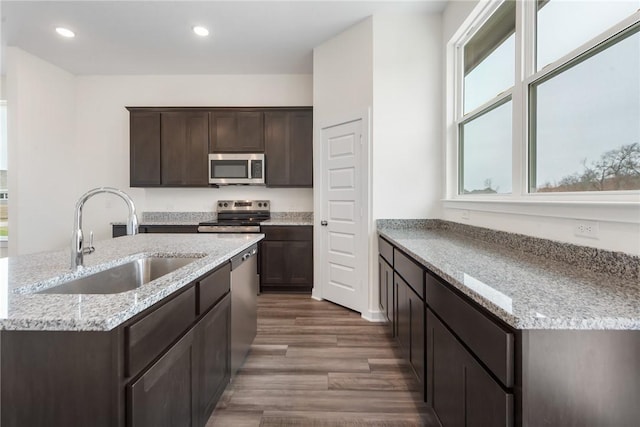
[55,27,75,38]
[193,26,209,37]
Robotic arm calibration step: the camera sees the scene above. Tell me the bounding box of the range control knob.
[223,202,228,207]
[258,202,263,208]
[218,202,223,207]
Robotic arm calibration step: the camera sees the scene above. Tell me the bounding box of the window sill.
[442,198,640,224]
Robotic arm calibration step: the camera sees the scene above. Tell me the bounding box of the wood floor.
[207,294,438,426]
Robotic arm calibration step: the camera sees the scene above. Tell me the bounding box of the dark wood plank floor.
[208,294,438,426]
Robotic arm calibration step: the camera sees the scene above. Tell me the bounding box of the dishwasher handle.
[231,244,258,270]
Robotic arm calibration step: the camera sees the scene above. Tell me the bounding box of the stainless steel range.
[197,200,270,233]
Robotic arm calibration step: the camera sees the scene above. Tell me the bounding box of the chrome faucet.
[71,187,139,270]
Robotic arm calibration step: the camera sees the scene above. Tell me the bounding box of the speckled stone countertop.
[114,211,314,226]
[261,212,313,226]
[0,233,263,331]
[378,221,640,330]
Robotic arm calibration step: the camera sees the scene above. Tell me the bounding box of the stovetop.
[198,199,271,227]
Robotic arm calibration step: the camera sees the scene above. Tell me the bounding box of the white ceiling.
[1,0,447,75]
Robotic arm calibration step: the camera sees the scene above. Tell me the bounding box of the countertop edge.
[1,236,263,332]
[378,228,640,331]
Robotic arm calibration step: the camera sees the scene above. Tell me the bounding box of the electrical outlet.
[461,210,470,220]
[574,220,599,239]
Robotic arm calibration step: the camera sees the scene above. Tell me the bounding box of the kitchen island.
[1,233,263,427]
[377,219,640,427]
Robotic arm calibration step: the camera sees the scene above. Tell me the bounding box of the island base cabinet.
[198,293,231,425]
[0,331,120,427]
[427,309,513,427]
[129,293,232,427]
[129,330,197,427]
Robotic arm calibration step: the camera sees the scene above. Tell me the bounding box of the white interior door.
[320,119,364,313]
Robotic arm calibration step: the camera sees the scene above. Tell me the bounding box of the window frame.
[445,0,640,223]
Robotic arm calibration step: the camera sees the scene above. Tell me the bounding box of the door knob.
[321,221,328,226]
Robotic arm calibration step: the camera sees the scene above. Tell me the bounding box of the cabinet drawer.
[198,263,231,315]
[262,225,312,241]
[126,287,196,377]
[426,272,514,387]
[394,248,424,299]
[378,237,393,265]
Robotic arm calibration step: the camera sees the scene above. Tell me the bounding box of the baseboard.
[361,309,386,322]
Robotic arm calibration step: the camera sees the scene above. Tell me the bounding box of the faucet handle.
[83,231,95,255]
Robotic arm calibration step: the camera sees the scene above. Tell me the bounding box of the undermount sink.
[38,256,201,295]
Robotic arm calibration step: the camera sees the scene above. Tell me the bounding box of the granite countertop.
[0,233,263,331]
[260,214,313,226]
[114,211,314,226]
[378,224,640,330]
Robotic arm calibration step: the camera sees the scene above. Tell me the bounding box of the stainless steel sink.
[38,257,201,294]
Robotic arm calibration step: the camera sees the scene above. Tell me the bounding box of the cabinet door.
[161,112,209,186]
[264,109,312,187]
[408,289,425,385]
[396,273,410,358]
[427,309,513,427]
[210,111,264,153]
[287,240,313,286]
[197,293,231,426]
[129,329,196,427]
[130,111,161,186]
[386,261,395,337]
[378,256,388,313]
[264,112,288,185]
[260,241,287,284]
[288,110,313,187]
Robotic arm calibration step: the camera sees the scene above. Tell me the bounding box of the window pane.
[460,100,513,194]
[537,0,640,70]
[531,30,640,192]
[464,1,515,113]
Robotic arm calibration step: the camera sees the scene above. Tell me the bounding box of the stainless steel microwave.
[208,153,265,185]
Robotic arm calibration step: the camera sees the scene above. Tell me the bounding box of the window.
[531,28,640,192]
[450,0,640,199]
[459,0,515,194]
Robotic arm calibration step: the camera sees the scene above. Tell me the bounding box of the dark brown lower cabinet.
[1,266,232,427]
[198,293,231,425]
[378,255,394,336]
[395,273,425,385]
[260,226,313,293]
[427,309,513,427]
[129,329,197,427]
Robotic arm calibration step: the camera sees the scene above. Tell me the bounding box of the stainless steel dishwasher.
[230,244,258,377]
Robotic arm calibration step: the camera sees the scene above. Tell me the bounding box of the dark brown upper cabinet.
[128,107,312,188]
[209,110,264,153]
[130,111,161,186]
[264,109,313,187]
[161,111,209,186]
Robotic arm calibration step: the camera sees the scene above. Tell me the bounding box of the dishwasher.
[230,244,259,377]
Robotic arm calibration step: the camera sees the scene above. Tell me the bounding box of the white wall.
[7,54,313,254]
[313,18,374,125]
[441,1,640,256]
[7,47,78,256]
[312,13,444,318]
[312,17,374,314]
[372,13,442,220]
[75,74,313,242]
